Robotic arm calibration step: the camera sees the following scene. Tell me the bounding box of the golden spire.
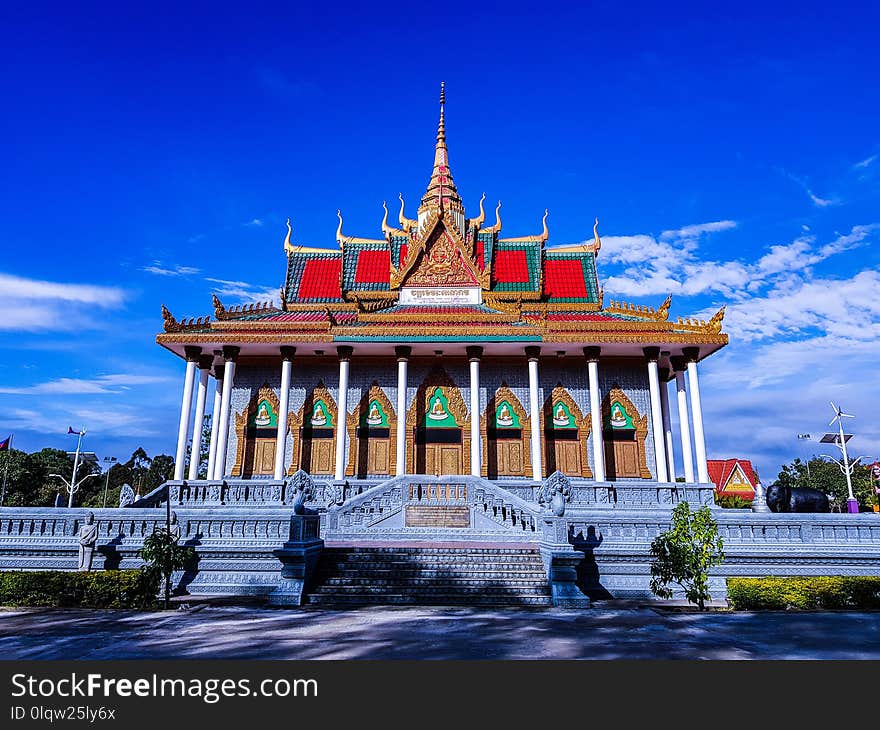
[381,201,394,238]
[420,81,463,215]
[483,200,503,234]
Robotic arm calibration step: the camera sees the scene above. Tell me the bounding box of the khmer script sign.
[399,287,482,305]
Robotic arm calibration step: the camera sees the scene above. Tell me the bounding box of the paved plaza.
[2,603,879,660]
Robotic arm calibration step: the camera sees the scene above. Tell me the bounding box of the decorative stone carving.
[77,512,98,572]
[119,484,135,508]
[168,512,182,543]
[285,470,314,514]
[752,481,771,513]
[539,471,571,516]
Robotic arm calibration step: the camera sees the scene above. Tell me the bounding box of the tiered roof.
[158,85,728,353]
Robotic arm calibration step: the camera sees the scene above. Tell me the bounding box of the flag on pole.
[0,436,10,451]
[67,427,78,435]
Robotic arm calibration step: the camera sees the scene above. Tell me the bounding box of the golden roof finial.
[335,209,345,246]
[468,193,486,228]
[438,81,446,143]
[483,200,502,234]
[398,193,416,230]
[592,217,601,253]
[283,217,295,255]
[381,201,393,238]
[540,209,549,243]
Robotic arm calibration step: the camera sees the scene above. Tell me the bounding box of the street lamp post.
[102,456,117,508]
[823,403,858,514]
[50,473,98,508]
[67,428,86,509]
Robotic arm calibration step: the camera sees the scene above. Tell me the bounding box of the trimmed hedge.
[727,577,880,610]
[0,569,161,610]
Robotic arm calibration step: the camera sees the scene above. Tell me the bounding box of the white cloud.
[781,169,840,208]
[660,220,737,240]
[0,373,174,396]
[0,272,127,332]
[244,218,264,227]
[853,154,877,169]
[141,261,201,277]
[206,277,277,305]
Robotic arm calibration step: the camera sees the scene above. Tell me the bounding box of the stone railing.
[323,475,542,537]
[134,477,337,510]
[498,479,716,509]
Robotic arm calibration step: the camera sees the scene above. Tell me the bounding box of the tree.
[715,494,752,509]
[649,501,725,610]
[184,414,212,479]
[140,528,197,609]
[777,457,876,511]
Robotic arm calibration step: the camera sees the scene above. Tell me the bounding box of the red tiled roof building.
[158,84,729,487]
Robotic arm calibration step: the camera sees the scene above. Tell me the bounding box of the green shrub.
[727,577,880,610]
[715,494,753,509]
[0,569,161,610]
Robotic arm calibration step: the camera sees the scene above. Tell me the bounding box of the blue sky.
[1,2,878,480]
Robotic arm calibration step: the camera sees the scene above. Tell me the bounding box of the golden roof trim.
[336,209,386,246]
[604,294,672,322]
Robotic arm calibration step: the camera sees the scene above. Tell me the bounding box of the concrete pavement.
[2,602,880,659]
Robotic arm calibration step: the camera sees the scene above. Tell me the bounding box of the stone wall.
[2,505,878,601]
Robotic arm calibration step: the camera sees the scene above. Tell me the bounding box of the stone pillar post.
[273,346,296,479]
[395,346,411,476]
[583,346,605,482]
[334,346,353,481]
[526,346,543,482]
[206,365,223,479]
[212,346,240,480]
[467,346,483,477]
[659,366,676,482]
[684,347,710,484]
[671,356,695,483]
[644,347,668,483]
[187,355,214,480]
[174,346,201,480]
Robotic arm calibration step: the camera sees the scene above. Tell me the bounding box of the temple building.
[157,84,728,489]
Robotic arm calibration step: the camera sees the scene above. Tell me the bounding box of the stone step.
[309,585,552,597]
[307,593,553,607]
[316,568,547,578]
[315,577,549,588]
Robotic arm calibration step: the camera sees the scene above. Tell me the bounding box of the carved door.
[302,435,334,475]
[425,443,463,475]
[495,440,524,476]
[604,435,640,479]
[368,438,390,475]
[244,438,276,476]
[553,440,581,477]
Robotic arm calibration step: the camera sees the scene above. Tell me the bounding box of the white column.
[645,348,669,483]
[187,357,212,480]
[659,368,676,482]
[674,368,695,483]
[212,347,239,480]
[584,347,605,482]
[334,346,352,481]
[685,350,710,483]
[467,346,482,477]
[174,347,201,481]
[273,347,295,479]
[526,347,543,482]
[395,347,410,476]
[206,372,223,479]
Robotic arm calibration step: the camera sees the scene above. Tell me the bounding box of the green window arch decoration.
[549,400,577,429]
[494,400,522,429]
[424,387,457,428]
[605,400,634,430]
[360,398,389,428]
[248,398,278,429]
[309,399,334,429]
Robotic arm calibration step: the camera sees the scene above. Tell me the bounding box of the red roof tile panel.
[297,259,342,300]
[544,259,588,298]
[354,250,391,284]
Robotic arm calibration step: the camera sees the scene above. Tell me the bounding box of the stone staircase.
[307,546,553,607]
